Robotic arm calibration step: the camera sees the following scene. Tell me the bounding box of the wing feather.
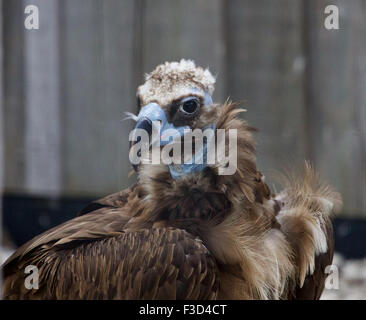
[2,227,219,300]
[289,216,334,299]
[77,185,136,217]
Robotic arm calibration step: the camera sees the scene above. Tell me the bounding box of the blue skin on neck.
[135,90,215,179]
[169,122,216,179]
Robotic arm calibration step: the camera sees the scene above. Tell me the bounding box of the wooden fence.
[1,0,365,217]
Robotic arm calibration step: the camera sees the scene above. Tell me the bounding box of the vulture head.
[128,59,265,223]
[131,59,218,173]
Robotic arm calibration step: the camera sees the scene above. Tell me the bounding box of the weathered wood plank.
[304,0,366,217]
[225,0,306,190]
[0,0,3,199]
[3,0,26,193]
[3,0,63,196]
[23,0,62,196]
[61,0,136,196]
[0,0,3,195]
[0,0,4,201]
[141,0,226,102]
[0,0,3,291]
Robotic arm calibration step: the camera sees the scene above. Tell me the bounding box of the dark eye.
[180,98,200,115]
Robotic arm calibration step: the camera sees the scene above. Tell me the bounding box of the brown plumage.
[2,60,342,300]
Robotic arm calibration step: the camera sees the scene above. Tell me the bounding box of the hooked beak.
[135,116,153,136]
[129,103,189,172]
[130,117,153,172]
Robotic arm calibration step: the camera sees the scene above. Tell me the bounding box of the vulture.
[2,59,342,300]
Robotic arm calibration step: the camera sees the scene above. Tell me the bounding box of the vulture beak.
[130,103,189,171]
[130,117,152,172]
[135,116,153,136]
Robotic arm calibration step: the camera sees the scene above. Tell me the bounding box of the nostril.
[130,116,153,154]
[135,117,153,136]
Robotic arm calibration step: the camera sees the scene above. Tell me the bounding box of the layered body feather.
[2,102,341,300]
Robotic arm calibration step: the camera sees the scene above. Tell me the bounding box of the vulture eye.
[179,98,200,116]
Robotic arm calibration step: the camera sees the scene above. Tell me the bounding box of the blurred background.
[0,0,365,299]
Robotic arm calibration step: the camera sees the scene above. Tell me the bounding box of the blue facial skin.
[137,102,190,146]
[134,90,215,179]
